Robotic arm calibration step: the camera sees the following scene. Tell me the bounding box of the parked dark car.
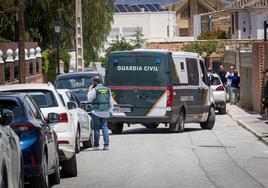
[55,71,103,101]
[0,93,61,188]
[0,108,24,188]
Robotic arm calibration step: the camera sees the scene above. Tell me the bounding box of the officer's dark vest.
[92,84,110,112]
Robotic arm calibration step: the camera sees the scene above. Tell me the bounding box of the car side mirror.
[67,101,78,110]
[47,113,60,123]
[1,109,14,126]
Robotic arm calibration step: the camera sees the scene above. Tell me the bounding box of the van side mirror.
[1,109,14,126]
[67,101,78,110]
[47,113,60,123]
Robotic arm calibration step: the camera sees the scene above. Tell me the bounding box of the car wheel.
[169,110,185,133]
[61,154,77,178]
[145,123,159,129]
[200,107,215,129]
[49,147,60,186]
[219,105,227,114]
[75,129,81,153]
[83,131,93,149]
[19,155,24,188]
[108,123,123,134]
[31,154,49,188]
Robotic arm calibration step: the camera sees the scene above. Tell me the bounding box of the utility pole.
[18,0,26,83]
[75,0,84,72]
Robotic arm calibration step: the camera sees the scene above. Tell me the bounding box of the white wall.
[108,11,176,42]
[238,11,250,39]
[234,10,268,40]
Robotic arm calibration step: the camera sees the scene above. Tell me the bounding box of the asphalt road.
[54,114,268,188]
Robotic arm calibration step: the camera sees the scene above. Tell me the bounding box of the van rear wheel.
[200,107,215,129]
[169,110,185,133]
[109,123,123,134]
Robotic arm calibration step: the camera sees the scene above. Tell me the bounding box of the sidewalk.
[227,104,268,146]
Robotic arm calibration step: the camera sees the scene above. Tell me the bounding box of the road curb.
[227,108,268,146]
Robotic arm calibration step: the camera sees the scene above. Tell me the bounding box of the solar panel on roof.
[152,4,163,11]
[137,4,149,11]
[129,4,141,12]
[145,4,157,12]
[125,4,135,12]
[117,4,128,12]
[115,6,120,13]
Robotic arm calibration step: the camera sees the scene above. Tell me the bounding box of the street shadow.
[111,127,202,135]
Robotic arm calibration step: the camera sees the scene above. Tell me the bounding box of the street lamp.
[54,19,61,75]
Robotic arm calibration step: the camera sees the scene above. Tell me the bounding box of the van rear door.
[106,52,171,117]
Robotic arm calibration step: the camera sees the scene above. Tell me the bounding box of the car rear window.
[55,75,97,91]
[212,77,221,86]
[106,53,170,86]
[0,99,23,118]
[6,90,58,108]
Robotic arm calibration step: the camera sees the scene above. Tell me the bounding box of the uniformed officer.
[87,76,113,150]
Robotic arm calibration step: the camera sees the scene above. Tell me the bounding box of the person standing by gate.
[228,70,240,105]
[225,66,234,101]
[262,69,268,117]
[219,65,227,86]
[87,76,113,150]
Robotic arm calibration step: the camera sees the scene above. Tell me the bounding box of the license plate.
[114,107,131,113]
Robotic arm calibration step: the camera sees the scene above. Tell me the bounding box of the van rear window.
[107,54,169,86]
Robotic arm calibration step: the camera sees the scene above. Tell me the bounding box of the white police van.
[105,50,215,134]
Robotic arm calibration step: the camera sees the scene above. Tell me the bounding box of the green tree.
[46,49,71,83]
[101,36,134,67]
[183,41,224,56]
[0,0,114,63]
[198,30,230,40]
[131,27,146,48]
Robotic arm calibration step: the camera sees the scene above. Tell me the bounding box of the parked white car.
[0,83,78,178]
[210,73,227,114]
[57,89,93,152]
[0,109,23,188]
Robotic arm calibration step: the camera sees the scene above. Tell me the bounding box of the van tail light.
[216,86,225,91]
[58,113,68,123]
[166,86,174,107]
[12,122,35,132]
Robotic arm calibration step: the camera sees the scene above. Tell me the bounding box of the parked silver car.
[0,109,24,188]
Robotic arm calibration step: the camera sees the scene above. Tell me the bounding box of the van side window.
[186,58,199,85]
[199,60,208,85]
[180,62,185,71]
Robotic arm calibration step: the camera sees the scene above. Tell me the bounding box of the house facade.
[228,0,268,40]
[166,0,232,37]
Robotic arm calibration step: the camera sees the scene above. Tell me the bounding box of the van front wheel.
[169,110,185,133]
[109,123,123,134]
[200,107,215,129]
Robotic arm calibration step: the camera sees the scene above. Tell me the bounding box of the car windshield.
[55,76,95,91]
[0,99,23,118]
[7,90,58,108]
